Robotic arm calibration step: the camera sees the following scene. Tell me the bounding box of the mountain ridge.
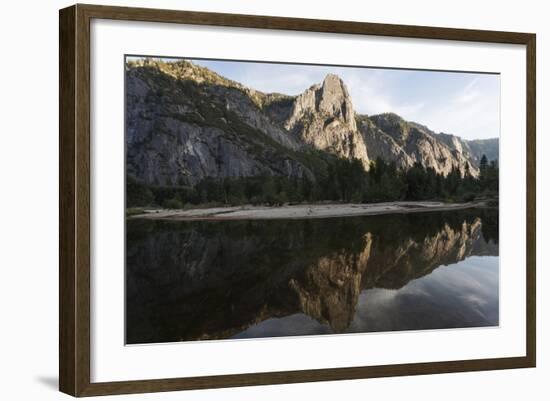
[126,58,499,187]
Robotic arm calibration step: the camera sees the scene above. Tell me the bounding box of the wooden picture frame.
[59,3,536,397]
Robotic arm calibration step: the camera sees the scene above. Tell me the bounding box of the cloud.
[420,77,500,139]
[456,78,481,104]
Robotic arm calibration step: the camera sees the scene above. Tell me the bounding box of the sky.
[133,56,500,140]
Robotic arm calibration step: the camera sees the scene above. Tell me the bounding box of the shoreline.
[129,200,490,221]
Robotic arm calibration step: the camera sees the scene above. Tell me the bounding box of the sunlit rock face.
[126,210,498,343]
[282,74,370,170]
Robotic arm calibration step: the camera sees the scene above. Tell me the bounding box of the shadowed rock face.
[125,59,498,186]
[126,209,498,344]
[465,138,499,166]
[126,61,311,186]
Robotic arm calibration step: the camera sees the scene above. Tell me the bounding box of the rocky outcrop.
[365,113,480,177]
[356,115,414,170]
[126,59,498,186]
[282,74,370,169]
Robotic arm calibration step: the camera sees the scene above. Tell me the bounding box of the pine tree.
[479,154,488,171]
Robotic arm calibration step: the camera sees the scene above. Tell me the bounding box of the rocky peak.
[285,74,356,132]
[280,74,368,168]
[318,74,356,130]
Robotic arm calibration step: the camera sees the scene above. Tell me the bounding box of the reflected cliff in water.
[125,209,499,344]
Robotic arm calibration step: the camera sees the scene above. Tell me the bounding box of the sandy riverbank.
[129,201,487,221]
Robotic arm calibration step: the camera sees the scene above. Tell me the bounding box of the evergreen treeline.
[127,154,499,209]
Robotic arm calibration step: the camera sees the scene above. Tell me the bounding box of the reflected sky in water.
[234,256,498,339]
[352,256,499,332]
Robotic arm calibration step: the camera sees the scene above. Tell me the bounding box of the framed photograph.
[59,4,536,397]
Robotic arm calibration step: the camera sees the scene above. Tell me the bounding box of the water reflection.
[126,208,499,344]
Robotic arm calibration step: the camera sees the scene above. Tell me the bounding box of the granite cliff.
[358,113,481,177]
[126,59,498,187]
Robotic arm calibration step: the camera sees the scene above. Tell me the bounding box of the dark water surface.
[126,208,499,344]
